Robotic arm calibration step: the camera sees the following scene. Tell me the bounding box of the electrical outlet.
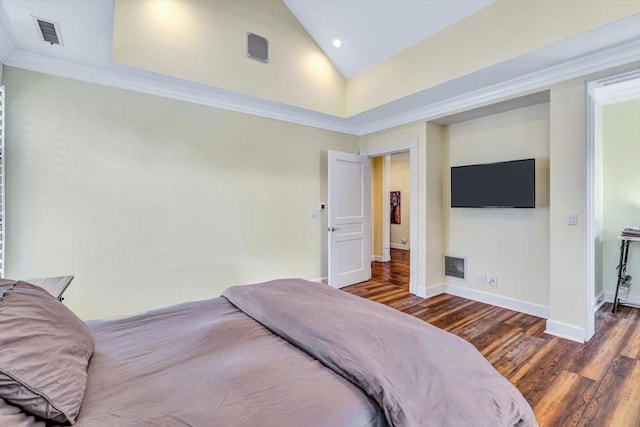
[475,274,486,284]
[487,275,497,286]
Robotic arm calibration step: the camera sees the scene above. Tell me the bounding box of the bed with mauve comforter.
[1,279,536,427]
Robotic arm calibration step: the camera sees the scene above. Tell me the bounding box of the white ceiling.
[0,0,113,66]
[283,0,494,78]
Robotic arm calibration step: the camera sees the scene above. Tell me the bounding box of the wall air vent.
[246,32,268,63]
[33,16,63,46]
[444,255,466,280]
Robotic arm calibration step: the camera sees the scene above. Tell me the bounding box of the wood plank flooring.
[343,250,640,427]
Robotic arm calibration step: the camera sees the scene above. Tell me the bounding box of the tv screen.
[451,159,535,208]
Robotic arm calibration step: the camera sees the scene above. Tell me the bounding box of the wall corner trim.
[415,285,427,298]
[423,283,445,298]
[545,319,586,343]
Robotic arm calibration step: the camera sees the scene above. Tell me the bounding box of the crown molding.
[593,74,640,105]
[1,35,639,136]
[2,49,359,135]
[357,39,640,135]
[0,20,16,66]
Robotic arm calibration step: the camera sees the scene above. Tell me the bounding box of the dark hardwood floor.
[344,251,640,427]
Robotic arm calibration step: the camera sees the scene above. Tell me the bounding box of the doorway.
[371,152,411,288]
[586,69,640,340]
[360,139,418,295]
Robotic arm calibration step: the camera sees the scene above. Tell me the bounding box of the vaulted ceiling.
[0,1,639,135]
[282,0,494,78]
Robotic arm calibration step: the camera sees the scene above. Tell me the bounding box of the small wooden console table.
[612,235,639,313]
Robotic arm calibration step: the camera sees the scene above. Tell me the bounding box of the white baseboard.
[371,255,385,262]
[309,277,328,284]
[545,320,586,343]
[414,281,585,343]
[604,290,640,307]
[444,283,550,319]
[390,243,410,250]
[423,283,445,298]
[410,281,587,343]
[592,291,606,312]
[415,284,427,298]
[409,282,549,319]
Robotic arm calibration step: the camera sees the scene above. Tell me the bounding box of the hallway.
[370,248,409,288]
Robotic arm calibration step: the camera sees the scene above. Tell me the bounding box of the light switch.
[567,213,578,226]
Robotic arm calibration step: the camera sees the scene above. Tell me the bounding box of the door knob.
[328,226,340,232]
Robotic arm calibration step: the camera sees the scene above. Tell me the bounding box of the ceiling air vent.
[33,16,63,46]
[246,32,268,63]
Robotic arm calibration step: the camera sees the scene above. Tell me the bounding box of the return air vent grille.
[247,32,269,63]
[444,255,466,280]
[33,17,63,46]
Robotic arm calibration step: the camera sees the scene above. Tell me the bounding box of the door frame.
[360,139,418,295]
[584,68,640,341]
[382,155,391,262]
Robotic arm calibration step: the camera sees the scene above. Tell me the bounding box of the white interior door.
[328,151,371,287]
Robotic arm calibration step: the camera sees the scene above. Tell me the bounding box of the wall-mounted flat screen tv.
[451,158,535,208]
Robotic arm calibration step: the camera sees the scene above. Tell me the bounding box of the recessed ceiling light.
[332,38,342,48]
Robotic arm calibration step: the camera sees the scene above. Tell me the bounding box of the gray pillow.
[0,281,94,425]
[0,279,17,301]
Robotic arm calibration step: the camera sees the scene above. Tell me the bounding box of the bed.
[0,278,537,427]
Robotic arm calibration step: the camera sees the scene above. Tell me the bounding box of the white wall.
[445,103,550,306]
[390,152,410,249]
[4,67,357,320]
[601,99,640,302]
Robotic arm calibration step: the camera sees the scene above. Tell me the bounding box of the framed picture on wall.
[390,191,401,224]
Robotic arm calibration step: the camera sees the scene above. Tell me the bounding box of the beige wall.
[113,0,346,116]
[548,80,588,328]
[371,156,383,257]
[426,122,446,288]
[601,100,640,301]
[390,152,410,248]
[446,104,550,306]
[346,0,639,116]
[4,67,357,320]
[546,64,639,332]
[359,64,640,335]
